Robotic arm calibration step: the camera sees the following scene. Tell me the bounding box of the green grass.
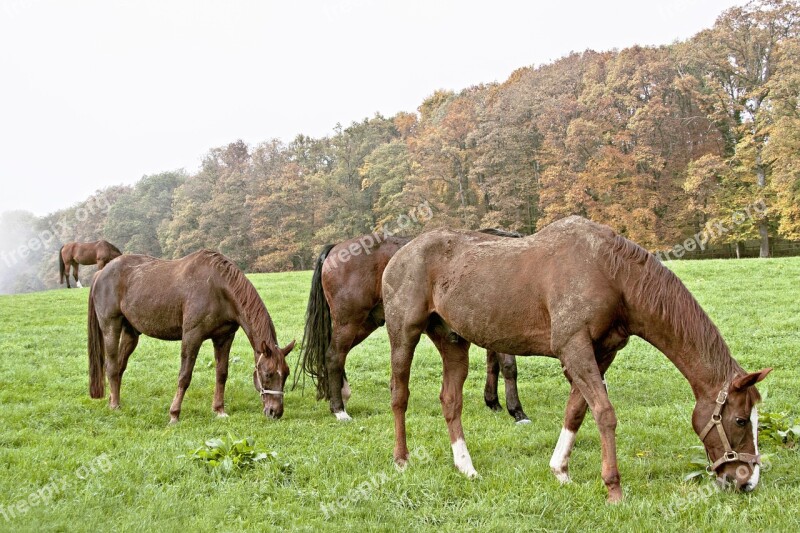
[0,258,798,532]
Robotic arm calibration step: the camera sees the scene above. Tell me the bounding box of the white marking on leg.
[334,410,352,421]
[451,438,478,478]
[516,418,531,425]
[744,407,760,491]
[549,427,576,484]
[77,280,83,288]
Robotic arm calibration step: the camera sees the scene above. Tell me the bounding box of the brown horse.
[382,216,771,502]
[296,230,529,422]
[59,240,122,288]
[88,250,295,422]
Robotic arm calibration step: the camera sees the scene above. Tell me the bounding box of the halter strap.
[699,381,760,471]
[255,352,285,397]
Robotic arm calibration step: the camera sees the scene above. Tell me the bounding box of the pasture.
[0,258,798,531]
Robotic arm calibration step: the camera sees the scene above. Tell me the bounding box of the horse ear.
[732,368,773,391]
[281,340,296,356]
[260,340,268,354]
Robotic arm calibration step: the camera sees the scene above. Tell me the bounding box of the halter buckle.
[724,450,738,462]
[715,390,728,405]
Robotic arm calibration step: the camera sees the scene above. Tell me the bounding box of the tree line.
[1,0,799,294]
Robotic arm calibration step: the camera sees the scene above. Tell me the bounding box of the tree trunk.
[735,241,745,259]
[755,149,770,258]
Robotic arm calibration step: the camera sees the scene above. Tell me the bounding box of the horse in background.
[87,250,295,422]
[59,240,122,288]
[382,216,771,502]
[296,228,529,423]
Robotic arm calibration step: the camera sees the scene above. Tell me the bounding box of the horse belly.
[436,289,553,356]
[120,298,185,341]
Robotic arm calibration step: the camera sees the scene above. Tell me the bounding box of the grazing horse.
[59,240,122,288]
[88,250,295,422]
[382,216,771,502]
[297,230,529,422]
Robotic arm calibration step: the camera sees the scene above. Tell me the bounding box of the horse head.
[692,368,772,491]
[253,339,295,419]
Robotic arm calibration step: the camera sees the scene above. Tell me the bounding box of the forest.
[2,0,799,293]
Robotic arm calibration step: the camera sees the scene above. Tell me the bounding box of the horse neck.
[623,265,739,400]
[227,282,275,354]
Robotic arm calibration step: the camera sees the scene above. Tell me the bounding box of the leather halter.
[255,353,285,397]
[698,381,760,472]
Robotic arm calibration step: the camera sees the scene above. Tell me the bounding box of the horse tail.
[87,279,105,398]
[58,245,66,284]
[294,243,336,399]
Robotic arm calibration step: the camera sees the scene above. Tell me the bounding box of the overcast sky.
[0,0,745,216]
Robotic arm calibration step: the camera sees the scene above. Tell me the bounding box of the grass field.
[0,258,798,532]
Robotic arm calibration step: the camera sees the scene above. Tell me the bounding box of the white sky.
[0,0,744,216]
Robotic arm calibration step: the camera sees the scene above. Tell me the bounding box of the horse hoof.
[334,411,352,422]
[515,418,531,425]
[169,416,179,424]
[551,469,571,484]
[485,400,502,412]
[461,467,479,479]
[215,412,229,418]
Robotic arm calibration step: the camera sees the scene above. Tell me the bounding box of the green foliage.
[187,434,271,476]
[759,410,800,448]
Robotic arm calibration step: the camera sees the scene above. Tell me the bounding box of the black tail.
[58,246,66,284]
[293,243,336,399]
[87,280,105,398]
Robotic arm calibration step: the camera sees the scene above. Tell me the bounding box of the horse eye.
[735,417,747,427]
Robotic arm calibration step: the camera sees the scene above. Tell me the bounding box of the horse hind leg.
[429,328,476,478]
[101,319,124,409]
[483,350,502,412]
[499,353,530,423]
[327,320,376,421]
[387,320,424,469]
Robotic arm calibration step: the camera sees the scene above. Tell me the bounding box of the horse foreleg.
[550,349,618,484]
[483,350,502,412]
[169,335,203,424]
[212,334,234,417]
[549,385,586,483]
[559,334,622,502]
[72,262,82,288]
[499,353,530,423]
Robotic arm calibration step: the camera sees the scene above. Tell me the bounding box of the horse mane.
[477,227,524,238]
[603,233,741,383]
[202,250,277,346]
[104,241,122,255]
